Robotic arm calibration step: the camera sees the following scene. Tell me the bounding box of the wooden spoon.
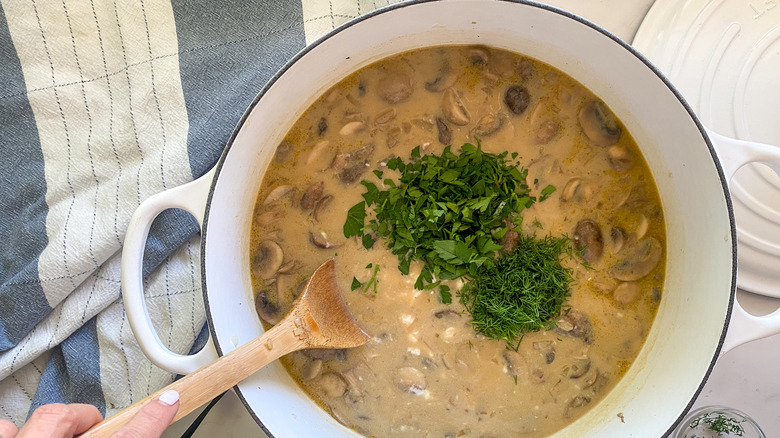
[81,259,370,437]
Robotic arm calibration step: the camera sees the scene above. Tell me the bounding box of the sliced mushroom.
[635,214,649,241]
[566,358,592,379]
[502,350,526,377]
[302,359,323,380]
[613,282,642,305]
[436,117,452,145]
[608,144,634,171]
[330,150,347,171]
[411,117,435,132]
[504,85,530,115]
[303,348,346,361]
[386,126,401,149]
[533,341,556,364]
[307,140,332,168]
[574,219,604,263]
[579,100,621,147]
[471,113,507,138]
[395,367,427,394]
[468,46,490,66]
[555,312,594,344]
[255,289,281,325]
[354,142,376,160]
[488,50,516,79]
[300,181,324,210]
[339,121,366,136]
[255,209,284,228]
[277,259,300,275]
[262,185,293,206]
[610,237,662,281]
[582,367,601,389]
[535,119,560,144]
[317,117,328,136]
[342,366,367,405]
[313,195,333,222]
[378,71,413,104]
[441,88,471,126]
[274,140,294,164]
[315,372,348,398]
[569,395,591,409]
[561,178,582,202]
[530,367,545,384]
[310,231,343,250]
[425,63,458,92]
[421,357,438,369]
[516,58,536,81]
[339,162,368,185]
[374,108,396,127]
[434,309,461,319]
[253,240,284,279]
[610,227,627,254]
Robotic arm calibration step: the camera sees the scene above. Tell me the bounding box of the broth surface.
[249,46,665,437]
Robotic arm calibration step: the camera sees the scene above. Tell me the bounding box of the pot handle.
[706,128,780,186]
[121,168,220,375]
[706,128,780,354]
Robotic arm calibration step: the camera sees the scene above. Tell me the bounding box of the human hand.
[0,389,180,438]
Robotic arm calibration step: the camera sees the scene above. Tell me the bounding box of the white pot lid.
[633,0,780,297]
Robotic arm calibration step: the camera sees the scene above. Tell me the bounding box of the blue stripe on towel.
[28,317,106,417]
[170,0,306,178]
[0,4,53,352]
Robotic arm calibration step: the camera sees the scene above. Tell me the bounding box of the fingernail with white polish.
[158,389,180,406]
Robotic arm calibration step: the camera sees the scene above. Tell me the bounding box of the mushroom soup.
[250,46,665,437]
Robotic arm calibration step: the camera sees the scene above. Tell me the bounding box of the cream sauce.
[250,46,664,437]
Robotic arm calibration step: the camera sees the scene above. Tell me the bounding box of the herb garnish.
[458,234,573,347]
[351,264,380,294]
[344,141,542,295]
[344,141,571,345]
[685,412,746,437]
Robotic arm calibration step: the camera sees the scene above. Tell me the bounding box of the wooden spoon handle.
[80,319,305,437]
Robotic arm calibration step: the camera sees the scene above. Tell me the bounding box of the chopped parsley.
[344,141,537,290]
[351,264,380,294]
[344,141,571,345]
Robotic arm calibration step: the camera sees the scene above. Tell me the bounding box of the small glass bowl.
[673,406,766,438]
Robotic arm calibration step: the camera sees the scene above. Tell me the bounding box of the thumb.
[112,390,179,438]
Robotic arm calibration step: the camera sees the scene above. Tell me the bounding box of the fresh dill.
[686,412,746,437]
[458,234,573,347]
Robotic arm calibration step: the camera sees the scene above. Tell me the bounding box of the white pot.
[121,1,780,436]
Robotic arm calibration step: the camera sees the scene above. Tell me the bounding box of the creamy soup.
[249,46,665,437]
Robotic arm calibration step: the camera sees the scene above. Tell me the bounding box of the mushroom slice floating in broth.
[555,312,594,344]
[573,219,604,263]
[255,290,281,325]
[378,71,413,104]
[253,240,284,279]
[300,181,324,211]
[579,100,621,147]
[395,367,427,394]
[610,237,662,281]
[441,87,471,126]
[503,84,531,115]
[262,185,293,206]
[471,113,508,138]
[425,62,458,92]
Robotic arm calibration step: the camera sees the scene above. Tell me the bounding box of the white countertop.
[162,1,780,436]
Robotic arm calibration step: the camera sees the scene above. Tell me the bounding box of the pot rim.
[199,1,738,436]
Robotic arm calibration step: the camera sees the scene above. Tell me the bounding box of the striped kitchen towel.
[0,0,397,425]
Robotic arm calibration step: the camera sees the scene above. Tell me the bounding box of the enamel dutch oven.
[121,1,780,436]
